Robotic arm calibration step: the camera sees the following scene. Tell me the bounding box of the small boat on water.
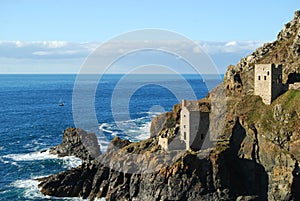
[58,98,64,106]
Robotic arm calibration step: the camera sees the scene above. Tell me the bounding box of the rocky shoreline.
[48,128,101,162]
[38,123,269,201]
[38,11,300,201]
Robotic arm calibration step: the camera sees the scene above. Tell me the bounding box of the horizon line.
[0,73,225,75]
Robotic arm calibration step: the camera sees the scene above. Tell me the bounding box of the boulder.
[49,128,101,162]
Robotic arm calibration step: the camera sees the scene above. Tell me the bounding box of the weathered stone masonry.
[254,64,284,105]
[254,63,300,105]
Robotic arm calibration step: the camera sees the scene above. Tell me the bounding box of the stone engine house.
[158,100,210,151]
[254,64,284,105]
[180,100,209,151]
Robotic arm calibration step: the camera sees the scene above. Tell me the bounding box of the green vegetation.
[277,90,300,109]
[232,90,300,132]
[239,95,265,124]
[240,91,300,149]
[212,90,300,155]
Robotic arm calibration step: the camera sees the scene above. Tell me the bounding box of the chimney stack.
[182,99,186,107]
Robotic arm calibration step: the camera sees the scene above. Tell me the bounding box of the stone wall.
[158,136,186,151]
[289,82,300,90]
[189,111,209,151]
[254,64,273,104]
[254,64,284,104]
[271,64,284,101]
[180,103,189,148]
[180,100,210,151]
[158,136,168,151]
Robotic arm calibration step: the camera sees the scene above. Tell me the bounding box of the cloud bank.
[0,40,264,74]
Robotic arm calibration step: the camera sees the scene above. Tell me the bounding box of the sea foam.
[2,150,82,169]
[12,178,88,200]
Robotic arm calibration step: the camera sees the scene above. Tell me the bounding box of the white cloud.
[0,40,68,48]
[0,40,264,73]
[0,40,92,59]
[32,50,79,56]
[32,51,50,56]
[15,41,26,48]
[39,41,68,48]
[0,40,263,59]
[198,41,264,54]
[225,41,238,47]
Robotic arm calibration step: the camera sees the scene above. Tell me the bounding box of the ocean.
[0,74,221,200]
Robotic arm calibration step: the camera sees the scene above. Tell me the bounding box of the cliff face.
[39,11,300,201]
[224,11,300,96]
[224,92,300,200]
[221,10,300,200]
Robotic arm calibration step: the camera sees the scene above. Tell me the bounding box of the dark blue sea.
[0,74,221,200]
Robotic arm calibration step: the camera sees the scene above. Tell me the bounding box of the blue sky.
[0,0,299,73]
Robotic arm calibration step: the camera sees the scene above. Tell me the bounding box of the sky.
[0,0,299,74]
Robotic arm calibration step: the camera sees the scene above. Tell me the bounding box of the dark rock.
[49,128,101,162]
[291,161,300,201]
[106,136,131,154]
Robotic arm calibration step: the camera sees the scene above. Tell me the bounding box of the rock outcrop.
[39,10,300,201]
[49,128,101,162]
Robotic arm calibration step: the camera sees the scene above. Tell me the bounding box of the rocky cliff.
[224,11,300,96]
[222,10,300,200]
[39,11,300,201]
[49,128,101,162]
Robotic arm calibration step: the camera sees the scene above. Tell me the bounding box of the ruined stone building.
[158,99,210,151]
[180,100,209,151]
[254,64,284,105]
[254,63,300,105]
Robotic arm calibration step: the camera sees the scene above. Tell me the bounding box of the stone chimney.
[182,99,186,107]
